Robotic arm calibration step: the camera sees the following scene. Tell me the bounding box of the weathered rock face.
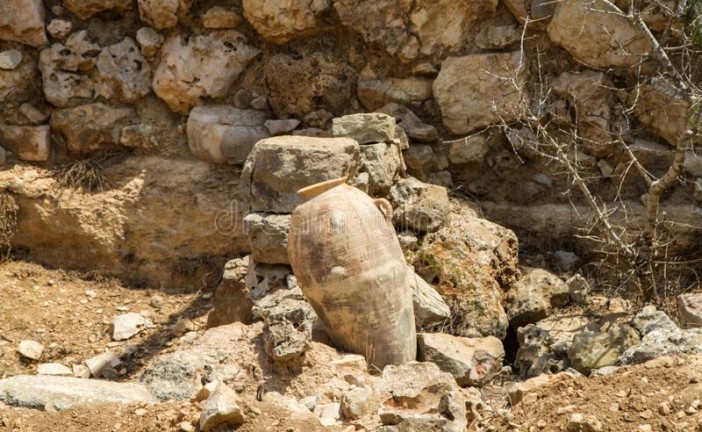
[64,0,131,19]
[264,52,355,118]
[433,52,526,135]
[2,158,248,288]
[335,0,498,62]
[50,103,135,155]
[633,79,691,146]
[357,142,404,196]
[0,0,47,47]
[552,71,613,157]
[0,125,50,161]
[410,200,519,338]
[186,106,269,165]
[505,268,570,328]
[95,38,152,103]
[408,269,451,327]
[547,0,652,68]
[153,31,259,114]
[38,31,99,107]
[678,294,702,329]
[243,0,331,44]
[417,333,504,387]
[332,113,396,145]
[240,136,360,213]
[207,257,253,328]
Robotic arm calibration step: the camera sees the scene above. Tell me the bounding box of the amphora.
[288,177,417,369]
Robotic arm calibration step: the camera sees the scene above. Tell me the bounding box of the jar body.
[288,184,417,369]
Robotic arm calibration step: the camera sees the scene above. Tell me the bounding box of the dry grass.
[0,193,18,259]
[53,159,111,193]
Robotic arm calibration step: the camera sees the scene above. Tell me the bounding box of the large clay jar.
[288,177,417,370]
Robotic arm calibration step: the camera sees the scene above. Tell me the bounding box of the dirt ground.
[2,260,702,432]
[0,260,211,379]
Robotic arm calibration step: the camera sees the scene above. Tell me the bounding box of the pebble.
[111,312,154,341]
[149,295,165,309]
[134,408,148,416]
[18,340,44,360]
[659,402,671,416]
[0,50,22,70]
[72,364,91,379]
[171,318,195,337]
[179,422,194,432]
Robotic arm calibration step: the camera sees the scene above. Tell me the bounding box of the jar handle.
[373,198,393,224]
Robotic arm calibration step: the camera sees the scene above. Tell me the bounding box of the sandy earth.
[1,260,702,432]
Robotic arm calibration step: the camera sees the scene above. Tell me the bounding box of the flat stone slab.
[0,375,158,410]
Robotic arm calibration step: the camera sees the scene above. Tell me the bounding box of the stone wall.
[0,0,700,285]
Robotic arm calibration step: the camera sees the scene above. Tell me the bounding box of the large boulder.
[417,333,504,387]
[94,37,152,103]
[335,0,498,62]
[50,103,134,155]
[0,375,157,410]
[153,31,259,114]
[264,52,355,118]
[186,106,269,164]
[547,0,652,68]
[433,52,526,135]
[332,113,396,145]
[240,136,360,213]
[0,0,47,47]
[505,269,570,328]
[243,0,331,44]
[410,199,519,338]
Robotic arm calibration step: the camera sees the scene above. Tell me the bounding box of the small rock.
[0,50,23,70]
[566,274,590,305]
[171,318,195,337]
[136,27,163,58]
[389,177,450,233]
[111,312,154,341]
[314,403,342,427]
[37,363,73,376]
[179,421,195,432]
[505,268,570,327]
[408,270,451,327]
[0,125,50,161]
[134,408,148,416]
[567,413,603,432]
[18,103,49,124]
[120,124,155,149]
[555,250,579,272]
[332,113,396,144]
[418,333,504,387]
[475,25,522,50]
[72,364,91,379]
[448,136,490,165]
[149,295,165,309]
[509,372,577,405]
[677,294,702,329]
[299,395,317,411]
[341,387,371,420]
[202,7,242,29]
[85,352,122,378]
[264,119,301,136]
[250,95,268,111]
[199,383,245,431]
[18,340,44,360]
[46,19,72,40]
